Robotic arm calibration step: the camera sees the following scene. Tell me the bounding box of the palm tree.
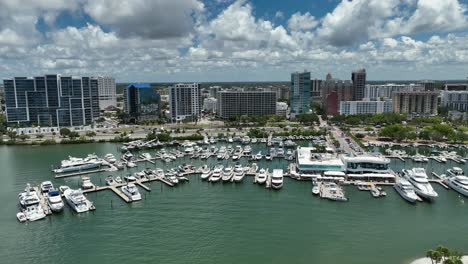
[427,250,435,264]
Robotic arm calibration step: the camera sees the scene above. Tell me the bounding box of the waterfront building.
[352,69,366,101]
[124,83,161,122]
[441,90,468,111]
[392,91,439,116]
[96,76,117,111]
[418,80,435,91]
[340,155,395,182]
[290,71,311,116]
[364,83,424,100]
[169,83,201,122]
[4,74,99,127]
[310,79,322,102]
[339,100,392,116]
[217,90,276,119]
[203,97,218,113]
[276,102,288,117]
[321,74,353,115]
[296,147,344,173]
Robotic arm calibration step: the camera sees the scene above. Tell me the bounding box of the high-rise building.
[321,74,353,115]
[364,83,425,100]
[96,76,117,111]
[203,97,218,113]
[352,69,366,101]
[392,91,439,116]
[441,90,468,111]
[418,80,435,91]
[169,83,201,122]
[290,71,311,115]
[444,83,468,91]
[4,74,99,127]
[124,83,161,122]
[310,79,322,102]
[217,90,276,119]
[339,100,393,116]
[276,102,288,117]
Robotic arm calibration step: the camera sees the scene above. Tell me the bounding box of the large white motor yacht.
[53,154,102,174]
[18,183,40,208]
[121,183,142,201]
[256,168,267,184]
[393,178,420,203]
[232,164,245,182]
[47,190,64,212]
[209,165,223,182]
[444,175,468,197]
[221,166,234,182]
[402,168,438,200]
[63,189,91,213]
[271,169,284,189]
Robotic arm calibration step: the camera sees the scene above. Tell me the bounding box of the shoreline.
[410,256,468,264]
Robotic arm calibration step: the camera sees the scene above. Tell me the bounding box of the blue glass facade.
[290,72,311,114]
[124,84,161,122]
[4,74,100,127]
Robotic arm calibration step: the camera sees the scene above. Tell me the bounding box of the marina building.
[392,91,439,116]
[441,90,468,111]
[276,102,288,117]
[169,83,201,122]
[4,74,99,127]
[352,69,366,101]
[364,83,424,100]
[290,71,311,116]
[341,155,395,182]
[296,147,344,173]
[339,100,393,116]
[96,76,117,111]
[321,75,353,115]
[217,90,276,119]
[124,83,161,122]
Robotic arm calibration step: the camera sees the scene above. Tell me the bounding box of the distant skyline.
[0,0,467,82]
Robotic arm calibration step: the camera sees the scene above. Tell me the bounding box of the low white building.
[339,100,392,116]
[296,147,344,173]
[276,102,288,117]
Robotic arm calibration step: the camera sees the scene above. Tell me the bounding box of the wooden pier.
[431,172,449,189]
[54,168,110,178]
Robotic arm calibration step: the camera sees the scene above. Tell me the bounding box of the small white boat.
[121,183,141,201]
[209,165,223,182]
[115,176,123,184]
[232,164,245,182]
[24,205,46,221]
[80,176,95,190]
[126,161,137,168]
[222,166,234,182]
[201,167,212,180]
[40,181,54,194]
[447,167,464,177]
[256,168,267,184]
[124,174,137,182]
[166,173,179,184]
[105,176,115,186]
[16,212,27,223]
[271,169,283,189]
[59,185,70,194]
[312,185,320,195]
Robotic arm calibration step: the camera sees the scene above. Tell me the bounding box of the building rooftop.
[296,147,344,171]
[127,83,151,89]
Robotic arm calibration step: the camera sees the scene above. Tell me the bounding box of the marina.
[3,141,468,264]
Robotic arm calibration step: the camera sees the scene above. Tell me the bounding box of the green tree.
[18,134,30,141]
[60,128,71,137]
[85,131,97,138]
[68,131,79,139]
[379,124,415,142]
[36,133,44,139]
[7,130,17,141]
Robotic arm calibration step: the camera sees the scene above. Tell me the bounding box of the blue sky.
[0,0,467,82]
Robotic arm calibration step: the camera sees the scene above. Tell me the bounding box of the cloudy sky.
[0,0,467,82]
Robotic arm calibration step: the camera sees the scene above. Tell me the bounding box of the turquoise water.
[1,143,467,264]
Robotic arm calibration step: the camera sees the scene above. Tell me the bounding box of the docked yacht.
[18,184,40,208]
[124,174,137,183]
[121,183,141,201]
[271,169,283,189]
[209,165,224,182]
[402,168,438,200]
[243,145,252,156]
[311,180,319,195]
[447,167,464,177]
[63,189,91,213]
[256,168,267,184]
[105,176,115,186]
[80,176,95,190]
[165,173,179,184]
[40,181,54,194]
[200,166,212,180]
[104,153,117,163]
[255,151,262,160]
[444,175,468,197]
[47,190,64,212]
[393,179,420,203]
[265,153,272,161]
[232,164,245,182]
[115,176,123,184]
[53,154,102,174]
[222,166,234,182]
[24,204,46,221]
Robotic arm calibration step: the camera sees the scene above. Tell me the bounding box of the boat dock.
[34,187,52,215]
[54,168,110,178]
[430,172,449,189]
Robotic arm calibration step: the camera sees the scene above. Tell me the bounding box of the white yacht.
[155,168,165,178]
[24,204,46,221]
[312,181,319,195]
[121,183,142,201]
[393,178,420,203]
[80,176,95,190]
[18,184,40,208]
[402,168,438,200]
[115,176,123,184]
[243,145,252,156]
[256,168,267,184]
[63,189,91,213]
[124,174,137,182]
[40,181,54,194]
[47,190,64,212]
[447,167,464,177]
[105,176,115,186]
[232,164,245,182]
[165,173,179,184]
[271,169,283,189]
[53,154,102,174]
[222,166,234,182]
[201,166,212,180]
[104,153,117,163]
[209,165,224,182]
[255,151,262,160]
[444,175,468,197]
